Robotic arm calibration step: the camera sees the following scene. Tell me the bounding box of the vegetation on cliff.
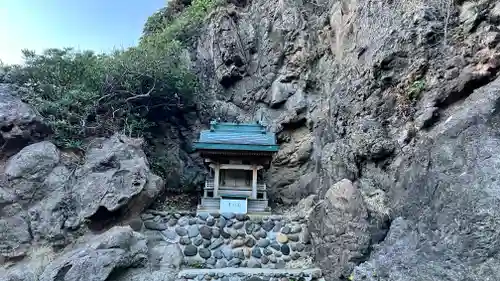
[0,0,218,182]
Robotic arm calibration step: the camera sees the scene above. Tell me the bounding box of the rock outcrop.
[192,0,500,279]
[0,134,164,262]
[0,84,50,156]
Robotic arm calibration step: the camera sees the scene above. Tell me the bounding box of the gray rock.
[209,238,224,250]
[212,227,220,238]
[228,228,238,239]
[184,245,198,256]
[262,220,275,232]
[233,221,244,229]
[177,217,189,227]
[269,255,277,263]
[273,222,283,232]
[226,220,233,228]
[216,259,227,268]
[275,260,286,269]
[149,242,183,270]
[281,244,290,255]
[143,221,167,231]
[245,236,256,247]
[199,225,212,239]
[252,247,262,258]
[189,218,197,225]
[233,249,244,260]
[288,234,299,242]
[231,239,245,248]
[228,258,242,267]
[221,212,235,220]
[270,215,282,221]
[263,248,273,256]
[290,225,302,234]
[255,229,267,239]
[188,225,199,238]
[220,229,231,239]
[198,212,210,221]
[291,243,305,252]
[235,214,249,221]
[179,237,192,245]
[257,239,270,248]
[203,239,212,248]
[218,217,227,228]
[222,247,233,260]
[210,213,220,218]
[167,218,177,226]
[38,227,148,281]
[206,217,215,226]
[0,215,31,259]
[283,256,291,262]
[291,252,300,260]
[261,255,270,265]
[0,86,50,155]
[206,257,217,265]
[270,242,281,251]
[245,221,255,234]
[281,226,291,234]
[193,236,203,246]
[175,227,188,236]
[214,249,224,259]
[247,259,262,268]
[199,248,211,259]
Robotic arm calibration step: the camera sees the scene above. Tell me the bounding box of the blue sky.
[0,0,165,65]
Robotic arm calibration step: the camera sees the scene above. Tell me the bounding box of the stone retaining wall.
[178,268,324,281]
[140,211,311,269]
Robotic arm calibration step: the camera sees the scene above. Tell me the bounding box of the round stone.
[218,217,227,228]
[212,227,221,238]
[173,213,181,219]
[252,247,262,258]
[261,255,269,264]
[209,238,224,250]
[231,239,245,248]
[189,218,198,225]
[235,214,249,221]
[143,221,167,231]
[188,225,199,238]
[210,213,220,218]
[199,226,212,239]
[228,258,241,267]
[283,256,291,262]
[167,218,178,227]
[256,230,267,239]
[281,226,291,234]
[233,222,244,229]
[258,239,270,248]
[226,220,233,227]
[281,244,290,255]
[245,221,255,234]
[207,217,215,226]
[270,215,282,221]
[294,243,305,252]
[178,217,189,226]
[263,248,273,256]
[233,248,244,259]
[222,247,233,260]
[288,234,299,242]
[163,229,177,241]
[179,237,191,245]
[214,250,224,259]
[221,212,235,220]
[175,227,188,236]
[269,255,277,263]
[193,237,203,246]
[248,259,262,268]
[203,239,212,248]
[216,259,227,268]
[228,228,239,239]
[206,257,217,265]
[277,233,288,244]
[129,218,143,231]
[183,245,197,256]
[291,252,300,260]
[275,251,282,257]
[273,222,282,232]
[245,237,256,247]
[199,248,211,259]
[262,220,275,232]
[198,212,210,221]
[221,229,231,239]
[244,248,252,258]
[290,225,302,234]
[270,242,281,251]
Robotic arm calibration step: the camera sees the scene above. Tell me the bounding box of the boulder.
[38,226,148,281]
[0,85,50,155]
[0,215,31,260]
[308,179,371,279]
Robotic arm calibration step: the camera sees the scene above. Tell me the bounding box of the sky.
[0,0,165,65]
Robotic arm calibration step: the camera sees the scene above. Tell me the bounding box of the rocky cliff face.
[192,0,500,280]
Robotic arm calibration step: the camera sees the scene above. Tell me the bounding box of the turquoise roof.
[194,121,279,152]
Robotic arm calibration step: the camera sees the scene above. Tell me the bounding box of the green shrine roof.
[193,121,279,152]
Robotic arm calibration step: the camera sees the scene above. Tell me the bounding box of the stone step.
[178,268,323,281]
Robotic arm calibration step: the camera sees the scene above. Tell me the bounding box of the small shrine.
[193,120,279,214]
